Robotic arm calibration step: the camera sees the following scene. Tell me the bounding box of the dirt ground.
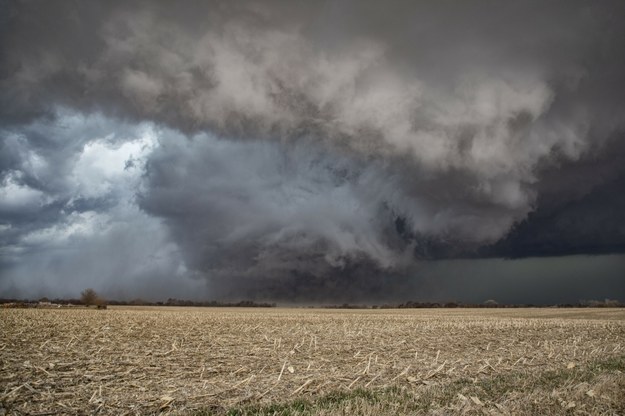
[1,307,624,415]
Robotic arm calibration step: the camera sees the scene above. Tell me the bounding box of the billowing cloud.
[0,112,195,299]
[1,1,624,301]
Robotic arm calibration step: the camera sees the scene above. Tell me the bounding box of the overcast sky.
[1,1,624,303]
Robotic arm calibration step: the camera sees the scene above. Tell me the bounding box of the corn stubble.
[1,307,624,415]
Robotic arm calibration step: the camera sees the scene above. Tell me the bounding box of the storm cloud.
[1,1,624,301]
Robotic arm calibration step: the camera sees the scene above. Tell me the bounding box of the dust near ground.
[1,307,624,415]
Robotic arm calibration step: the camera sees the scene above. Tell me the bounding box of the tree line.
[1,289,622,309]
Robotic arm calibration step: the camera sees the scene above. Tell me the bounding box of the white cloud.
[70,126,156,199]
[0,173,50,212]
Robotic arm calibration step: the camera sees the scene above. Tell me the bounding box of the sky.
[1,0,624,303]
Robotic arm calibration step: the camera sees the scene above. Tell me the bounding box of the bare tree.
[80,288,98,307]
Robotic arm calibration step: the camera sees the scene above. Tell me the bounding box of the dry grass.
[1,307,624,415]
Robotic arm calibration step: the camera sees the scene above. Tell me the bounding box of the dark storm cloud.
[139,132,416,300]
[486,172,625,258]
[1,0,625,301]
[411,254,625,305]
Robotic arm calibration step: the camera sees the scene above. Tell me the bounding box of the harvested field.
[1,307,624,415]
